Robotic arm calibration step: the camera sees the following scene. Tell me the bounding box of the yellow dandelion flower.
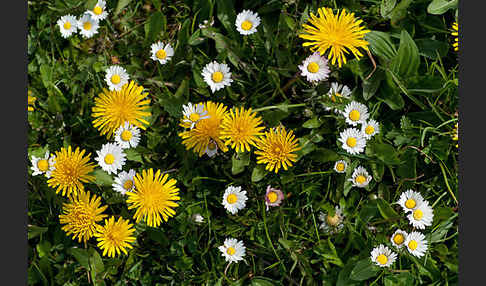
[92,81,151,138]
[126,169,181,227]
[452,122,458,148]
[451,21,458,51]
[255,126,302,173]
[48,146,96,197]
[220,107,265,153]
[299,7,370,67]
[179,101,229,156]
[59,190,108,244]
[94,216,136,258]
[28,90,36,112]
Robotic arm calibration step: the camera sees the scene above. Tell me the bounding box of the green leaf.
[302,117,322,129]
[365,31,397,62]
[216,0,237,39]
[310,148,339,163]
[415,38,449,60]
[250,277,277,286]
[251,165,267,182]
[366,141,401,165]
[350,258,380,281]
[68,247,90,269]
[146,11,165,44]
[430,213,457,243]
[36,241,51,258]
[231,152,250,175]
[427,0,458,15]
[391,30,420,78]
[89,248,105,277]
[376,198,400,219]
[124,148,143,163]
[389,0,413,24]
[115,0,133,16]
[363,69,384,101]
[384,272,414,286]
[93,169,113,186]
[28,225,48,240]
[377,71,404,110]
[380,0,397,19]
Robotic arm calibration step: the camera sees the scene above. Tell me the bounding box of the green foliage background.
[28,0,458,285]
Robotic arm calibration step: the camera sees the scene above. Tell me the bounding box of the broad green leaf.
[363,69,385,101]
[376,198,400,219]
[124,148,143,163]
[427,0,458,15]
[28,225,48,240]
[115,0,133,16]
[216,0,237,39]
[251,165,267,182]
[430,213,457,243]
[93,169,113,186]
[146,11,165,44]
[380,0,397,19]
[68,247,90,269]
[89,248,105,276]
[232,152,250,175]
[250,277,277,286]
[377,71,404,110]
[310,148,339,163]
[415,38,449,60]
[365,31,397,62]
[366,141,401,165]
[350,258,380,281]
[384,272,414,286]
[302,117,322,129]
[389,0,413,24]
[392,30,420,78]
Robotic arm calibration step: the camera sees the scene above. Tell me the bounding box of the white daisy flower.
[235,10,260,35]
[105,65,129,91]
[390,229,408,249]
[112,169,136,195]
[114,122,141,149]
[182,102,210,129]
[31,151,56,178]
[264,186,284,211]
[192,213,204,223]
[397,189,425,213]
[201,61,233,93]
[333,160,348,173]
[318,206,345,234]
[370,244,397,267]
[57,15,77,38]
[222,185,247,215]
[77,13,99,38]
[338,128,366,155]
[95,143,126,175]
[150,41,174,65]
[342,101,369,126]
[349,166,372,188]
[298,52,330,82]
[204,140,219,157]
[361,119,380,139]
[218,238,246,263]
[405,231,428,258]
[324,82,352,112]
[88,0,109,22]
[407,201,434,229]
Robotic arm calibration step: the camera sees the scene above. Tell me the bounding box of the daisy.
[298,52,330,82]
[192,213,204,223]
[112,169,136,195]
[150,41,174,65]
[370,244,397,267]
[338,128,366,155]
[397,190,425,213]
[220,107,265,153]
[361,119,380,139]
[57,15,77,38]
[349,166,372,188]
[299,8,370,67]
[235,10,260,35]
[405,231,428,258]
[333,160,347,173]
[342,101,369,126]
[325,82,352,112]
[31,151,56,178]
[390,229,408,249]
[407,201,434,229]
[222,186,247,215]
[204,140,219,157]
[114,122,141,149]
[180,102,210,129]
[264,185,284,211]
[218,238,246,263]
[77,13,99,38]
[94,216,136,257]
[88,0,109,22]
[105,65,130,92]
[95,143,126,175]
[201,61,233,93]
[318,206,345,234]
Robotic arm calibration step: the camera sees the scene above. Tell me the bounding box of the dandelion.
[397,190,425,213]
[348,166,372,188]
[88,0,109,22]
[94,216,136,257]
[451,21,458,51]
[150,41,174,65]
[59,190,108,244]
[218,238,246,263]
[201,61,233,93]
[220,107,265,153]
[333,160,347,173]
[254,126,301,174]
[299,7,370,67]
[28,91,36,112]
[112,169,136,195]
[407,201,434,229]
[222,186,248,215]
[95,143,126,175]
[319,206,345,233]
[57,15,77,38]
[370,244,397,267]
[179,101,229,157]
[390,229,408,249]
[30,151,56,178]
[342,101,369,126]
[338,128,366,155]
[105,65,129,92]
[298,52,330,82]
[92,81,151,138]
[180,102,210,130]
[126,169,180,227]
[77,13,99,38]
[452,122,458,148]
[264,186,284,210]
[405,231,428,258]
[47,146,96,197]
[235,10,261,35]
[325,82,352,112]
[114,122,141,149]
[361,119,380,139]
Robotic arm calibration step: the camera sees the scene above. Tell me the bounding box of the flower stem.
[252,103,306,113]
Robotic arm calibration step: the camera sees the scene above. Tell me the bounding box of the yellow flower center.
[83,21,92,31]
[226,247,236,255]
[121,130,133,141]
[208,141,217,150]
[413,209,423,220]
[376,254,388,265]
[346,137,357,147]
[326,213,341,226]
[365,125,375,135]
[405,199,416,209]
[408,240,418,250]
[37,159,49,172]
[331,92,341,102]
[189,113,201,122]
[212,71,224,83]
[93,6,103,15]
[393,234,404,245]
[63,21,71,30]
[123,180,133,190]
[307,62,320,73]
[349,110,360,121]
[336,163,345,172]
[111,74,121,84]
[267,191,278,203]
[227,193,238,204]
[355,175,367,184]
[104,154,115,165]
[241,20,253,31]
[156,49,167,60]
